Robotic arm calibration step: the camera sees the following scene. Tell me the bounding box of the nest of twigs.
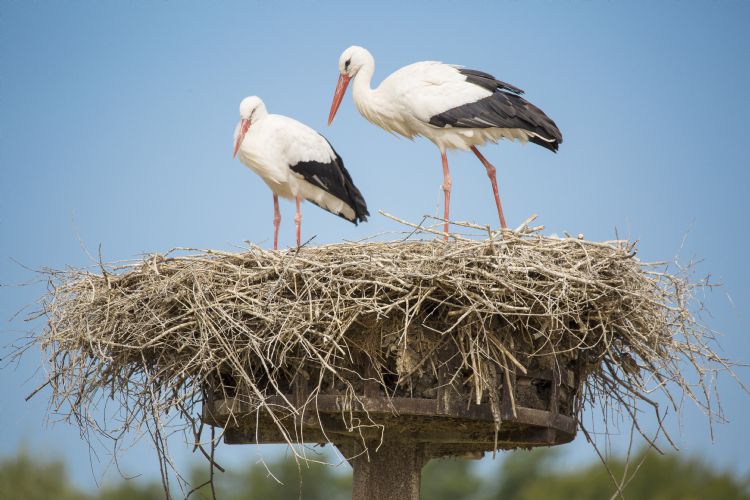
[20,215,736,494]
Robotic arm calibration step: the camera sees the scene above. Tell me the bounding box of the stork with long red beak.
[328,46,562,239]
[234,96,369,249]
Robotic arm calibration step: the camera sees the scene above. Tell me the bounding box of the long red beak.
[327,74,351,126]
[233,119,251,158]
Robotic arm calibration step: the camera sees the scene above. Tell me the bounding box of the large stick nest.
[21,217,735,492]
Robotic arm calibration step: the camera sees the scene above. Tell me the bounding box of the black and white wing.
[289,137,369,224]
[390,62,562,152]
[277,117,369,224]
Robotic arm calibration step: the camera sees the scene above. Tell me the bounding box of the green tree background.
[2,446,749,500]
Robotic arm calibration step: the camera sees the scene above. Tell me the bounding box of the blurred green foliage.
[188,451,351,500]
[2,446,748,499]
[487,447,750,500]
[0,449,80,500]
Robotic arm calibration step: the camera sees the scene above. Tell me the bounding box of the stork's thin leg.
[272,193,281,250]
[470,146,507,231]
[294,195,302,247]
[441,150,452,241]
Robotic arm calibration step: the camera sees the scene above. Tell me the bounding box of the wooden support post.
[338,438,427,500]
[437,343,463,415]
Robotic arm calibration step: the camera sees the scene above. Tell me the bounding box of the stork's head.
[234,96,267,158]
[328,46,374,126]
[338,46,373,78]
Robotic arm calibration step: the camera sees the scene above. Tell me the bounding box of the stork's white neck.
[350,59,372,111]
[351,60,392,130]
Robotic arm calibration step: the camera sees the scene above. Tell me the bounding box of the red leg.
[441,150,452,241]
[471,146,507,231]
[294,195,302,247]
[272,193,281,250]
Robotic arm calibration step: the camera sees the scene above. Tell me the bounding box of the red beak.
[233,119,251,158]
[327,74,351,126]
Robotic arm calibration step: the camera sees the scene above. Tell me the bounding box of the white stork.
[233,96,369,249]
[327,46,562,239]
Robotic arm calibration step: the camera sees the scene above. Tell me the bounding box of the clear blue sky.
[1,0,749,491]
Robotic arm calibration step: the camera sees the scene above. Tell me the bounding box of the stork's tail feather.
[323,141,369,225]
[529,132,561,153]
[345,185,369,225]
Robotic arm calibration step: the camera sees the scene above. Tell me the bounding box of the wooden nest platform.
[25,218,733,498]
[202,344,578,454]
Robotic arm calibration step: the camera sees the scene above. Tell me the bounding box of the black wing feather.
[289,139,369,225]
[430,69,563,152]
[458,68,524,95]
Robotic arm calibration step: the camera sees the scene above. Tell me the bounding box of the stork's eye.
[345,59,351,70]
